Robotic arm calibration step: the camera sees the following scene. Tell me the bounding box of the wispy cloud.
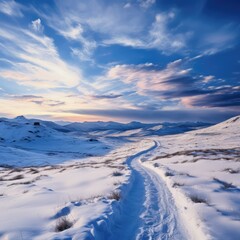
[103,60,240,111]
[182,88,240,108]
[50,21,97,61]
[199,24,239,55]
[0,0,23,17]
[37,0,146,53]
[202,75,214,83]
[9,95,43,100]
[0,24,82,89]
[147,12,187,53]
[3,94,66,107]
[35,5,98,61]
[106,60,199,97]
[31,18,44,33]
[0,0,239,122]
[100,10,187,54]
[36,0,240,56]
[138,0,156,9]
[67,108,238,123]
[71,41,97,62]
[91,93,123,99]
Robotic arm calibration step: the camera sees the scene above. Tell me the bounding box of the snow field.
[0,139,153,239]
[143,116,240,239]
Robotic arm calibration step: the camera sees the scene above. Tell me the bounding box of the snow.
[142,115,240,239]
[65,120,211,137]
[0,117,111,167]
[0,115,239,239]
[0,139,140,239]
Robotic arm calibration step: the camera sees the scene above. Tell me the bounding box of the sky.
[0,0,239,123]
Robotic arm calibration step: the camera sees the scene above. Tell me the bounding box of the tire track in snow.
[105,141,159,240]
[135,154,185,240]
[94,140,187,240]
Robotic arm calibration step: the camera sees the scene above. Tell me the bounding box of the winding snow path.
[106,140,187,240]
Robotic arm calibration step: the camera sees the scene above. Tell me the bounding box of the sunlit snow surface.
[143,116,240,239]
[0,116,239,239]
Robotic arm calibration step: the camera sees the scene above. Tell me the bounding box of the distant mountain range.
[0,115,212,137]
[64,119,212,137]
[0,115,238,167]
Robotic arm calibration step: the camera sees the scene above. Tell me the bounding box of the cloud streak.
[0,0,23,17]
[0,24,82,89]
[104,61,240,110]
[106,60,199,97]
[91,94,123,99]
[183,89,240,108]
[67,108,239,123]
[0,0,239,123]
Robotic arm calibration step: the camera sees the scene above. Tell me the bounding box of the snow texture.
[0,115,239,239]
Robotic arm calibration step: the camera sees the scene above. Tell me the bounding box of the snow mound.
[197,115,240,134]
[0,117,110,167]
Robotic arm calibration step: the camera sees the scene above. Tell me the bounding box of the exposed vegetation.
[172,182,184,188]
[189,194,208,204]
[165,171,174,177]
[108,191,121,201]
[112,171,123,177]
[55,216,73,232]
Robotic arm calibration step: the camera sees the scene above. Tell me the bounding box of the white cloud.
[38,0,145,41]
[0,25,82,89]
[34,1,190,55]
[202,75,214,83]
[56,24,84,41]
[31,18,44,33]
[103,37,144,48]
[32,0,239,57]
[0,0,23,17]
[123,3,131,9]
[103,60,194,101]
[138,0,155,9]
[71,39,97,61]
[201,25,237,55]
[148,12,186,53]
[101,10,187,54]
[38,0,142,61]
[37,13,96,61]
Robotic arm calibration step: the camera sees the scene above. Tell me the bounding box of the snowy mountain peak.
[14,115,27,121]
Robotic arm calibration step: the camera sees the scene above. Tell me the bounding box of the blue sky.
[0,0,239,122]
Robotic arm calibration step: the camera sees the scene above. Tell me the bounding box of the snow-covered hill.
[0,116,110,166]
[143,115,240,239]
[197,115,240,133]
[0,116,210,157]
[0,115,239,239]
